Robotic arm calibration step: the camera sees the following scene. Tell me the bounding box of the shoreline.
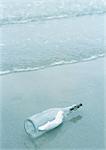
[0,55,104,76]
[1,14,104,78]
[0,13,105,27]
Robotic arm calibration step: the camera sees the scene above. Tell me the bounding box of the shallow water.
[1,0,106,25]
[0,14,105,75]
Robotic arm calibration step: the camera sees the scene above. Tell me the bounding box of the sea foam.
[0,54,104,75]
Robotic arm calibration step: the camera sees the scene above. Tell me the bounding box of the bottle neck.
[63,103,82,115]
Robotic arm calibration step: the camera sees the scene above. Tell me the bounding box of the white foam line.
[50,60,78,66]
[82,54,104,61]
[0,54,104,75]
[0,70,11,75]
[82,55,98,61]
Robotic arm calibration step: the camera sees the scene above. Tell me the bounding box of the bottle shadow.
[25,115,83,150]
[70,115,82,123]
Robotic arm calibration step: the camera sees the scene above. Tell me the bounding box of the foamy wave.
[0,66,45,75]
[0,0,106,25]
[82,53,104,61]
[50,60,78,66]
[0,70,12,75]
[0,54,104,75]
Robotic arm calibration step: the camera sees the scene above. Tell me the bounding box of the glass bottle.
[24,103,82,138]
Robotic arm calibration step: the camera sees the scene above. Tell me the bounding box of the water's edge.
[0,54,104,76]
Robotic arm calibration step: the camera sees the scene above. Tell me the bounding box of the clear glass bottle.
[24,103,82,138]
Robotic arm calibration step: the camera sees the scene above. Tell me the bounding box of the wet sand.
[0,58,105,150]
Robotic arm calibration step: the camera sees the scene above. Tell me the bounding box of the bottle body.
[24,108,62,138]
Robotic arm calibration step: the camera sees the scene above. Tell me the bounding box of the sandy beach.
[0,57,105,150]
[0,0,105,149]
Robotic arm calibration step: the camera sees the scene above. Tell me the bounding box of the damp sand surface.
[0,58,105,150]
